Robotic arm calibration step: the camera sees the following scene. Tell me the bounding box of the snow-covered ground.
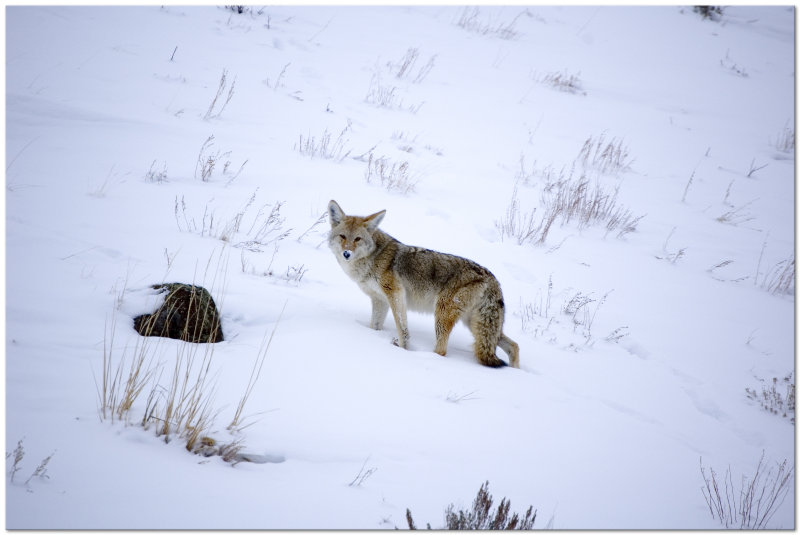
[5,5,795,529]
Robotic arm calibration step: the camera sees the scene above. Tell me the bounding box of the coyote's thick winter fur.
[328,200,519,368]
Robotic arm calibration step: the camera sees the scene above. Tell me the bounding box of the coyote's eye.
[339,234,346,240]
[354,237,362,242]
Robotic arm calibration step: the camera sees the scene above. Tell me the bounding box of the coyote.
[328,200,519,368]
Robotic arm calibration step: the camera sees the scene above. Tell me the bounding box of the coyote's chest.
[341,254,436,313]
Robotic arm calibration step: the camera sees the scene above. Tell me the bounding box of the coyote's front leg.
[370,295,389,330]
[381,276,409,349]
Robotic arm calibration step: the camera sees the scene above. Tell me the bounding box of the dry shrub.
[406,481,537,530]
[694,6,724,21]
[700,452,794,529]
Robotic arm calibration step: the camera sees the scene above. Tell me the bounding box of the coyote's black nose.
[343,250,351,260]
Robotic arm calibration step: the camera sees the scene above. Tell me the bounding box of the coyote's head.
[328,200,385,263]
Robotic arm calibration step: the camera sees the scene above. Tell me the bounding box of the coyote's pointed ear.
[364,209,386,231]
[328,200,345,227]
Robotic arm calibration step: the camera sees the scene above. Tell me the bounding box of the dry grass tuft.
[7,439,25,483]
[496,170,643,246]
[537,69,586,95]
[774,124,795,154]
[6,438,56,486]
[146,338,220,450]
[145,160,168,183]
[194,135,247,183]
[577,133,633,175]
[295,122,352,161]
[203,68,236,120]
[455,7,530,40]
[761,254,795,295]
[364,73,425,113]
[174,192,291,253]
[387,47,436,84]
[746,374,795,423]
[364,152,418,194]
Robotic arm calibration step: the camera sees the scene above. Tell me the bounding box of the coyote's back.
[327,200,519,368]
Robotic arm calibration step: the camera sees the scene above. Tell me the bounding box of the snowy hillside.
[5,5,795,529]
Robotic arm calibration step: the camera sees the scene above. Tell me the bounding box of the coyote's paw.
[392,337,408,349]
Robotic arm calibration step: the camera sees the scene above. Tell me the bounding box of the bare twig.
[348,456,378,487]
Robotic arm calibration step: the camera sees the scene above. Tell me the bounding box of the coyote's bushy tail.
[470,282,519,368]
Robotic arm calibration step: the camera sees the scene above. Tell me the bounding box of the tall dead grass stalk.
[228,302,286,432]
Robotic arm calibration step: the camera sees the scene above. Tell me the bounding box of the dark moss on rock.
[133,283,223,343]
